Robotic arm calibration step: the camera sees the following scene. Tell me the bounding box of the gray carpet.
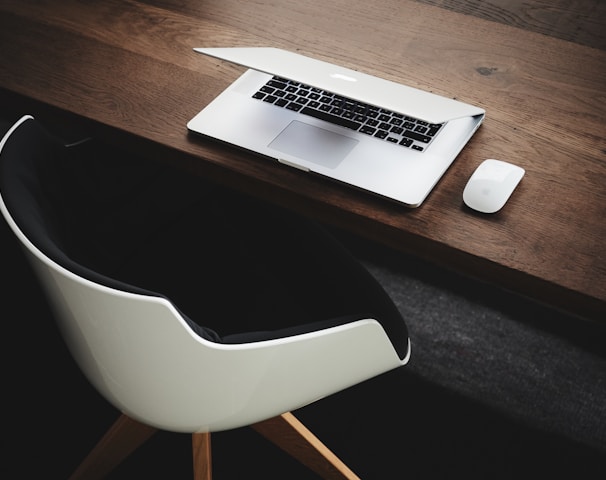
[347,234,606,453]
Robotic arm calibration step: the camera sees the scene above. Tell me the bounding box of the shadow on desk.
[1,117,604,479]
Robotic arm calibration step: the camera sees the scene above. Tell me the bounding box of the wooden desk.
[1,0,604,321]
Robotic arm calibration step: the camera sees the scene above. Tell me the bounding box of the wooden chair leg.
[192,432,212,480]
[69,413,157,480]
[250,412,360,480]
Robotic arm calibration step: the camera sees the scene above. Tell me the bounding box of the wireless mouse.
[463,159,525,213]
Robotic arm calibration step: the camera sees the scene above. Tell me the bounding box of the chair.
[0,115,410,479]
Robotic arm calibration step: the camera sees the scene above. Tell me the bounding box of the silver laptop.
[187,47,485,207]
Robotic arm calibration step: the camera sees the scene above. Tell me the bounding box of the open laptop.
[187,47,485,207]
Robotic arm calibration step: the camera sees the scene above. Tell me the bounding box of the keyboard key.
[301,107,362,130]
[427,125,441,136]
[286,102,303,111]
[402,130,431,143]
[360,125,377,135]
[267,80,287,89]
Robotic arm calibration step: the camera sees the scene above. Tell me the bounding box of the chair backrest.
[0,115,409,433]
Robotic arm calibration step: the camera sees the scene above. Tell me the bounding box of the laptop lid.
[194,47,485,124]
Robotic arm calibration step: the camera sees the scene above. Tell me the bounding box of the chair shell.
[0,115,410,435]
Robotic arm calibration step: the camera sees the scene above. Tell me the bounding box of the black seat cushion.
[0,117,409,358]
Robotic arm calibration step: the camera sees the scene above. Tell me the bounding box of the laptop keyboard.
[252,76,444,152]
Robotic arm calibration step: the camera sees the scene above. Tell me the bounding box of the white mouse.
[463,159,525,213]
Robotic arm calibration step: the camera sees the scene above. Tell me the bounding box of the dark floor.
[3,210,605,479]
[2,116,605,479]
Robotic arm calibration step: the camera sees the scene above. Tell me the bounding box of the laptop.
[187,47,485,207]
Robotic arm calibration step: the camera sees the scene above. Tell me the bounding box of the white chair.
[0,115,410,479]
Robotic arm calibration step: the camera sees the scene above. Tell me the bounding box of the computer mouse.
[463,159,525,213]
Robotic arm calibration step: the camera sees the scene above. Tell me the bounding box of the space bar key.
[300,107,362,130]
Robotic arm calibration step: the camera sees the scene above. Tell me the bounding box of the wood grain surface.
[417,0,606,49]
[0,0,604,321]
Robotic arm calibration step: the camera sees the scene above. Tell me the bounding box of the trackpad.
[268,120,358,169]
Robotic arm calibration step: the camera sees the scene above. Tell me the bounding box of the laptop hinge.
[278,158,310,172]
